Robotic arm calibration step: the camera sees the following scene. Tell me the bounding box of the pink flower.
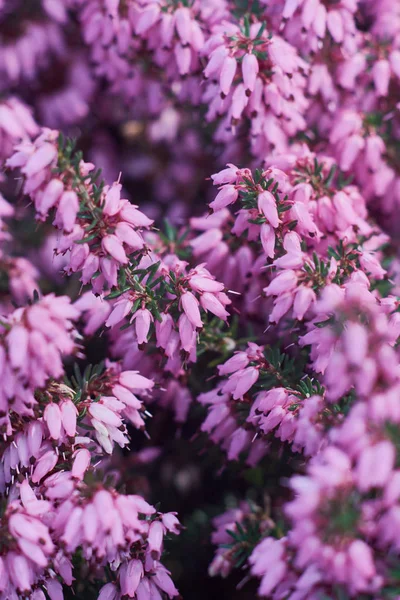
[132,308,153,345]
[372,59,391,97]
[260,223,275,258]
[72,448,91,479]
[178,314,196,353]
[181,291,202,328]
[43,403,62,440]
[200,292,229,320]
[220,56,237,97]
[293,286,316,320]
[23,143,57,177]
[189,275,224,293]
[210,185,239,211]
[229,367,259,400]
[355,441,395,491]
[106,297,134,328]
[120,559,143,597]
[258,191,280,228]
[348,540,376,581]
[211,164,239,185]
[148,521,164,559]
[102,235,128,265]
[242,53,259,94]
[119,371,154,392]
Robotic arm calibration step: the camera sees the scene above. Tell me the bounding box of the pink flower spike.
[32,450,58,483]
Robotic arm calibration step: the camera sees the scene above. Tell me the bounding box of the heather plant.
[1,1,400,599]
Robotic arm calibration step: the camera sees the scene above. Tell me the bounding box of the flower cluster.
[0,295,79,433]
[8,130,232,378]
